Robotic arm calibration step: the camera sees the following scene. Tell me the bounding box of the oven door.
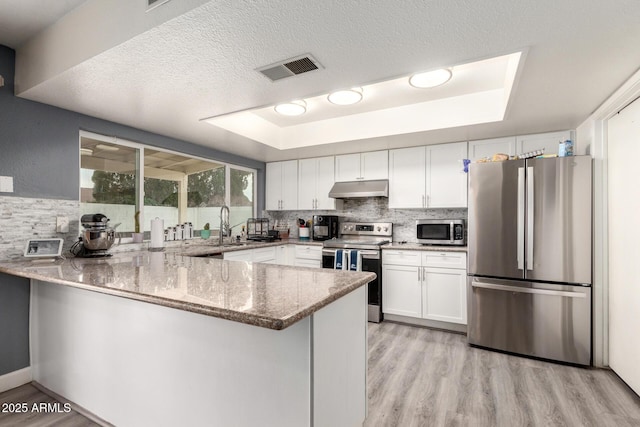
[322,249,383,323]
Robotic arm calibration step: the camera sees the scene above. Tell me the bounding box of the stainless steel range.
[322,221,392,323]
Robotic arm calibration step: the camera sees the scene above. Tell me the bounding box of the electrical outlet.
[0,176,13,193]
[56,216,69,233]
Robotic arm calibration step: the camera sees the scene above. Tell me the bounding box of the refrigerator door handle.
[471,281,587,298]
[517,167,525,270]
[526,166,534,271]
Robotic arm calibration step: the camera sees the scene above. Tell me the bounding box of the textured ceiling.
[6,0,640,162]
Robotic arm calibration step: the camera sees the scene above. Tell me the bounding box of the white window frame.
[79,131,258,242]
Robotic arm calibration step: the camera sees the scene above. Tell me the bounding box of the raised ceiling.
[4,0,640,162]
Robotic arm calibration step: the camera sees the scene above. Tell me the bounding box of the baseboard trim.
[32,382,114,427]
[384,314,468,334]
[0,367,32,393]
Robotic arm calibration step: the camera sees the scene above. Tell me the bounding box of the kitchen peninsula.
[0,249,374,427]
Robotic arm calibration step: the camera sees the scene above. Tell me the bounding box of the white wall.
[607,98,640,395]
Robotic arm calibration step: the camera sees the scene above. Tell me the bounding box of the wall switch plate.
[56,216,69,233]
[0,176,14,193]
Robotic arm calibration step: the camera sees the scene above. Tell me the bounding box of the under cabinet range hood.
[328,180,389,198]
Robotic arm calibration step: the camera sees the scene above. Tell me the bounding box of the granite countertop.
[382,243,468,252]
[0,249,373,331]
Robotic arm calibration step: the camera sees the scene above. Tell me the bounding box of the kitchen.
[1,1,640,426]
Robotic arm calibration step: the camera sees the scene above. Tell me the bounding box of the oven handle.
[322,248,380,260]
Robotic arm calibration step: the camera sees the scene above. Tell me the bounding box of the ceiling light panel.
[409,69,452,88]
[328,88,363,105]
[274,100,307,116]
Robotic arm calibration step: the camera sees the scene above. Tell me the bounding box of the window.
[80,132,256,239]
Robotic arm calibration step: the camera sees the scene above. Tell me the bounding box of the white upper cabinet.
[335,150,388,182]
[425,142,467,208]
[389,146,426,208]
[389,142,467,208]
[468,137,516,161]
[516,130,572,156]
[298,156,339,210]
[266,160,298,210]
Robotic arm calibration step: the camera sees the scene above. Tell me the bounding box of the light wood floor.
[365,321,640,427]
[2,322,640,426]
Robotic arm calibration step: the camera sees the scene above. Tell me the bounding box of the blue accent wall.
[0,274,30,375]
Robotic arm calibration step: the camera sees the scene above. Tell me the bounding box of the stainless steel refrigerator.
[467,156,592,365]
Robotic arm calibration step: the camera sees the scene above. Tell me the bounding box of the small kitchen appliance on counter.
[416,219,465,245]
[312,215,339,241]
[71,213,119,258]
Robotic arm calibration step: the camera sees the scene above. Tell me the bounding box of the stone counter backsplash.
[264,197,467,243]
[0,196,80,260]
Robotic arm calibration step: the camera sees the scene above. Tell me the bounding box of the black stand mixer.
[71,213,120,258]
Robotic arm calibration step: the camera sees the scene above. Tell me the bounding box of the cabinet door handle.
[418,268,421,281]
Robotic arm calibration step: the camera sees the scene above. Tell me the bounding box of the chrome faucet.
[219,205,230,245]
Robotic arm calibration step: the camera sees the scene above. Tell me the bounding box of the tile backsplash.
[264,197,467,242]
[0,196,80,260]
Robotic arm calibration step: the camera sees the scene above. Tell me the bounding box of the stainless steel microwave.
[416,219,465,245]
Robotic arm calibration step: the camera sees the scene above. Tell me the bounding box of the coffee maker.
[312,215,339,241]
[71,214,119,257]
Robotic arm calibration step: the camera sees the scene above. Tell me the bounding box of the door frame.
[576,68,640,367]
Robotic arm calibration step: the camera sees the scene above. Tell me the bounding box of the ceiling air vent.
[257,54,322,82]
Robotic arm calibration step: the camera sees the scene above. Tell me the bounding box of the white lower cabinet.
[294,245,322,268]
[274,245,294,265]
[223,244,321,267]
[223,247,276,263]
[421,267,466,324]
[223,248,254,262]
[381,264,422,317]
[383,250,467,326]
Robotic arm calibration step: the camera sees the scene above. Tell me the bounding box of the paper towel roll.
[150,217,164,250]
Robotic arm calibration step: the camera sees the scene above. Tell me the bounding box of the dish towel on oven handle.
[334,249,348,270]
[348,250,361,271]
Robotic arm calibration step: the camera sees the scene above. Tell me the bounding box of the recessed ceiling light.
[274,100,307,116]
[80,148,93,156]
[409,68,452,89]
[96,144,119,151]
[327,88,363,106]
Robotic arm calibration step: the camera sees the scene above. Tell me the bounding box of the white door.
[607,98,640,395]
[382,264,422,317]
[421,267,467,324]
[361,150,388,180]
[335,154,361,182]
[280,160,298,210]
[468,137,516,161]
[389,146,426,208]
[425,142,468,208]
[265,162,282,210]
[315,156,336,209]
[516,130,572,156]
